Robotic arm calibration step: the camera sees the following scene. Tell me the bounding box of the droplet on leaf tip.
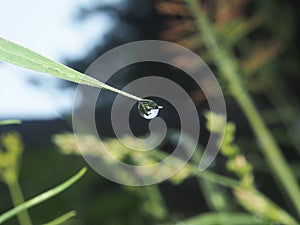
[138,99,162,119]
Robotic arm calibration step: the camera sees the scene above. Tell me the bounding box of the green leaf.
[165,212,268,225]
[0,120,21,126]
[42,211,77,225]
[0,167,87,224]
[0,36,141,101]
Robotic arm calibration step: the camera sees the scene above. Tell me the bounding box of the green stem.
[42,211,76,225]
[185,0,300,216]
[265,79,300,154]
[142,185,168,220]
[172,212,268,225]
[0,120,22,125]
[192,170,239,189]
[0,168,86,224]
[8,180,32,225]
[154,149,239,188]
[193,149,233,211]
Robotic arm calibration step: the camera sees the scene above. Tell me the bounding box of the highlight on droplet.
[138,99,163,119]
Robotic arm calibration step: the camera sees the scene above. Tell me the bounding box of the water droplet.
[138,99,163,119]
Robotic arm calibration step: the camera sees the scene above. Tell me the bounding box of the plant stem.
[0,120,22,125]
[193,149,233,211]
[8,180,32,225]
[172,212,268,225]
[265,78,300,154]
[154,148,239,188]
[185,0,300,216]
[193,170,239,189]
[0,168,86,224]
[42,211,76,225]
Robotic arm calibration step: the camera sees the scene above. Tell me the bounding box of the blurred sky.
[0,0,116,119]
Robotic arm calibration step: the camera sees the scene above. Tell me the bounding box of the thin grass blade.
[42,211,77,225]
[0,167,86,224]
[0,37,141,101]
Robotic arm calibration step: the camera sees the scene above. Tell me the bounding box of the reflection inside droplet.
[138,99,163,119]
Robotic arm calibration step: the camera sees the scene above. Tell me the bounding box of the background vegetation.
[1,0,300,224]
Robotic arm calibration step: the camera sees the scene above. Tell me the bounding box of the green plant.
[205,112,298,225]
[184,0,300,217]
[0,120,86,225]
[0,132,32,225]
[0,166,86,224]
[154,0,299,223]
[1,1,299,223]
[0,37,142,102]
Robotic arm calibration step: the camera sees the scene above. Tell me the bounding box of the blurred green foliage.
[0,128,86,225]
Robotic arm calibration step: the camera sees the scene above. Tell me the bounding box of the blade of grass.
[42,210,77,225]
[193,150,233,211]
[0,120,21,125]
[8,180,32,225]
[169,131,233,210]
[185,0,300,216]
[0,36,142,101]
[163,212,268,225]
[0,167,86,224]
[265,79,300,154]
